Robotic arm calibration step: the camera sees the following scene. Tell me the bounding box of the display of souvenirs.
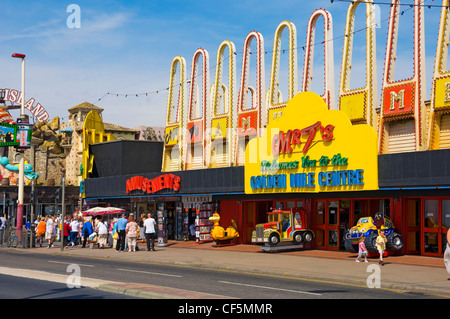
[195,203,214,242]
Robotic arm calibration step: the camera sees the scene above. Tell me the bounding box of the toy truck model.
[344,213,403,253]
[252,209,314,246]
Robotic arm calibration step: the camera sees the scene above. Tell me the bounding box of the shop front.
[244,92,381,249]
[403,197,450,257]
[84,102,450,256]
[312,198,390,251]
[85,157,245,244]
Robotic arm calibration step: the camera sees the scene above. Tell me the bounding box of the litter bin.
[22,229,35,248]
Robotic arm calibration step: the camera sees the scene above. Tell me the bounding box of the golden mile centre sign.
[244,92,379,194]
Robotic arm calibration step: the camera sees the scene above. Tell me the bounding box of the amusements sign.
[245,92,379,194]
[126,173,181,194]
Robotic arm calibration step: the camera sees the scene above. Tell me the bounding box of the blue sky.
[0,0,444,129]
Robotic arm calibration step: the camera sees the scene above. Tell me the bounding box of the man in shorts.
[45,215,54,248]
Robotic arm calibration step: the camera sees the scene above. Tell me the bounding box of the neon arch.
[266,20,298,124]
[378,0,426,154]
[185,48,210,169]
[302,9,335,110]
[162,56,187,172]
[235,31,266,166]
[338,0,377,126]
[209,40,237,167]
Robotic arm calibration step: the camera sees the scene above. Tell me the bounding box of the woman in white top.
[95,217,108,248]
[69,218,80,247]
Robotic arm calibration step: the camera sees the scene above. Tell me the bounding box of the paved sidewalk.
[9,240,450,298]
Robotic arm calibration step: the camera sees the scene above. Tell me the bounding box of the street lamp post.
[11,53,26,243]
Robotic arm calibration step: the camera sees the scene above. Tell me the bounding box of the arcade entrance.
[313,199,390,251]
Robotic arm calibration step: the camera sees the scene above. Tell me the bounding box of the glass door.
[314,200,340,250]
[242,201,255,244]
[405,199,421,255]
[314,201,326,248]
[327,201,339,250]
[424,200,439,255]
[423,199,450,256]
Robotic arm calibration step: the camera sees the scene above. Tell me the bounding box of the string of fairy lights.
[92,0,434,105]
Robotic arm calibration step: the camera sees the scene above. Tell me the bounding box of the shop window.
[382,199,391,218]
[328,229,338,247]
[425,232,439,253]
[286,201,295,209]
[328,201,338,225]
[424,200,439,228]
[442,200,450,229]
[316,201,325,225]
[353,200,366,223]
[424,199,439,254]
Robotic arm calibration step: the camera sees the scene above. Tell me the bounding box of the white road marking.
[49,260,95,267]
[0,266,113,288]
[218,280,322,296]
[117,268,183,278]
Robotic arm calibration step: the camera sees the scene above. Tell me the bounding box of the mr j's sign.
[245,92,379,194]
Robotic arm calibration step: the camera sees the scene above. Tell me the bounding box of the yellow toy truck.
[252,209,314,246]
[344,213,403,253]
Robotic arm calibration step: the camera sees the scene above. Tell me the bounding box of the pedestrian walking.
[63,217,71,247]
[144,212,157,251]
[45,215,54,248]
[51,216,58,245]
[111,218,118,249]
[445,228,450,275]
[108,218,116,247]
[376,230,387,265]
[355,237,368,262]
[35,217,46,247]
[125,214,138,252]
[115,213,128,252]
[69,217,80,247]
[0,215,6,246]
[77,217,83,245]
[95,216,108,249]
[81,218,94,248]
[138,216,145,243]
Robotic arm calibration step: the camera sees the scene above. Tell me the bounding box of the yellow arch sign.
[81,111,115,195]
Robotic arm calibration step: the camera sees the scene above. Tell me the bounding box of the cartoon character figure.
[209,212,239,241]
[0,156,39,184]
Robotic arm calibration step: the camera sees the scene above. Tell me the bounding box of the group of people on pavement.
[115,212,157,252]
[355,229,388,265]
[29,211,157,252]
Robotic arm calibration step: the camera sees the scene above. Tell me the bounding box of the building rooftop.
[67,101,104,114]
[104,122,138,133]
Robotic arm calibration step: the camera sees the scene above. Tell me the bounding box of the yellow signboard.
[245,92,378,194]
[164,125,180,146]
[211,117,228,140]
[82,110,115,197]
